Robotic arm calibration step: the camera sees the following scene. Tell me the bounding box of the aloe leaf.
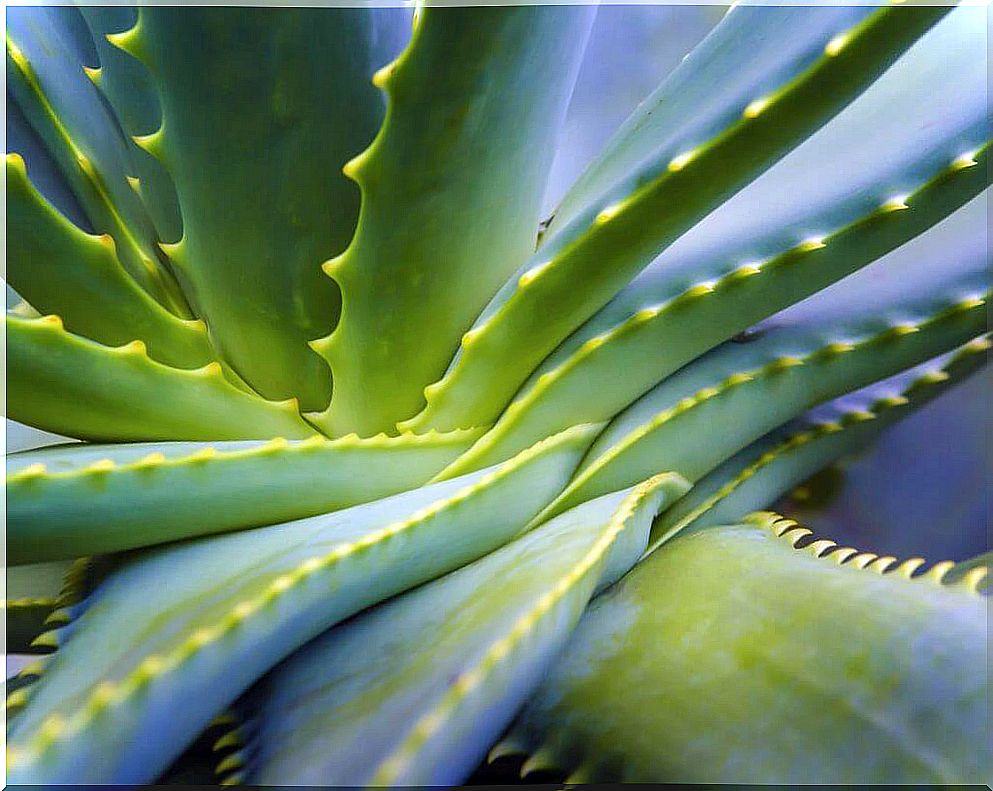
[6,153,214,369]
[6,93,88,229]
[402,5,951,433]
[75,6,182,244]
[548,6,874,234]
[648,337,991,553]
[308,5,596,436]
[5,425,598,784]
[442,8,991,475]
[7,428,482,563]
[6,314,312,442]
[503,513,990,783]
[5,8,189,316]
[113,8,404,411]
[244,473,688,786]
[541,197,990,518]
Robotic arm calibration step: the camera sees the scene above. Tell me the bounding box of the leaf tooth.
[212,728,245,753]
[893,557,927,578]
[488,735,528,763]
[371,63,394,90]
[849,552,879,570]
[186,447,218,464]
[131,125,167,165]
[924,560,956,583]
[261,436,289,453]
[6,150,27,174]
[952,566,989,593]
[8,462,47,483]
[29,629,63,651]
[193,360,224,378]
[780,527,813,547]
[133,451,167,470]
[215,750,246,774]
[82,65,102,87]
[520,745,562,778]
[6,687,32,713]
[104,21,146,63]
[42,607,73,628]
[84,458,117,475]
[866,556,897,574]
[804,539,837,558]
[36,314,65,331]
[18,656,52,680]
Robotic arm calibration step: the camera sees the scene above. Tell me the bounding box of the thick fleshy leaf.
[6,314,312,442]
[5,7,190,316]
[246,474,688,786]
[541,197,989,518]
[114,7,406,410]
[6,153,215,369]
[504,512,990,783]
[7,428,481,563]
[77,6,183,244]
[647,336,991,553]
[310,5,596,436]
[442,7,991,474]
[5,425,598,784]
[6,92,89,229]
[402,5,951,433]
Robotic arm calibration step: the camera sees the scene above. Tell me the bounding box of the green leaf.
[541,203,989,518]
[441,7,991,474]
[76,7,183,245]
[116,8,403,410]
[309,5,596,436]
[6,153,214,369]
[6,314,313,442]
[7,428,482,563]
[5,9,189,316]
[5,425,598,784]
[245,474,688,786]
[505,512,990,783]
[647,336,991,552]
[402,5,951,433]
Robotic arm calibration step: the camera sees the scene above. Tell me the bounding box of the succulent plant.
[4,2,990,785]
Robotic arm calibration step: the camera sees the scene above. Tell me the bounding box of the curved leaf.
[402,5,951,433]
[442,7,991,474]
[505,513,990,783]
[245,474,688,786]
[6,314,312,442]
[76,6,183,244]
[5,8,189,315]
[7,428,482,563]
[648,336,991,553]
[310,5,596,436]
[5,425,598,784]
[541,199,989,518]
[117,7,406,410]
[6,153,215,369]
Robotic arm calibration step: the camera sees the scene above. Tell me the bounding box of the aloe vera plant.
[4,3,990,785]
